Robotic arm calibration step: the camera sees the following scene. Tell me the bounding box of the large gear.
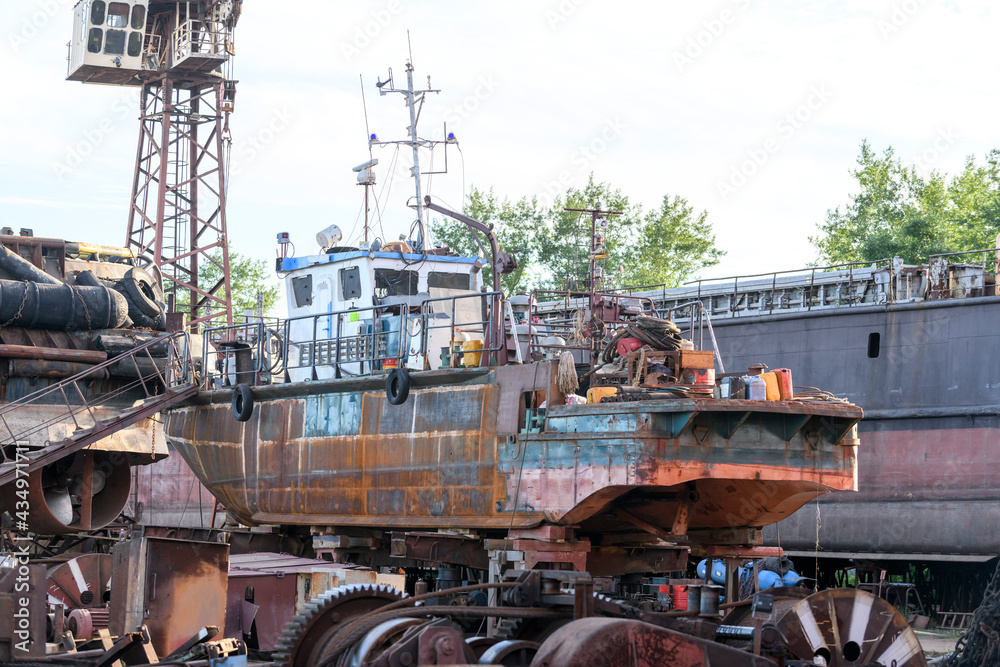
[272,584,407,667]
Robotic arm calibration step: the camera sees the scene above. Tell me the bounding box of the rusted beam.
[614,507,674,542]
[0,344,107,364]
[390,532,489,570]
[671,501,691,537]
[705,546,783,559]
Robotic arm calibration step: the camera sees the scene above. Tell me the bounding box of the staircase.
[0,331,198,487]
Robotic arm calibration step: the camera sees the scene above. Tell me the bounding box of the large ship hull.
[695,296,999,560]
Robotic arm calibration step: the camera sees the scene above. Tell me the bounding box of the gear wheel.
[272,584,406,667]
[493,616,523,641]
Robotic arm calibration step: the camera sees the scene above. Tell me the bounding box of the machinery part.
[123,267,163,318]
[530,616,777,666]
[385,368,410,405]
[776,588,926,666]
[66,607,110,641]
[46,554,112,608]
[273,584,407,667]
[0,451,131,534]
[478,639,539,665]
[345,617,429,666]
[232,383,254,421]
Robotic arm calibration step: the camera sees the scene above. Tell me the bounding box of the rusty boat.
[161,61,864,581]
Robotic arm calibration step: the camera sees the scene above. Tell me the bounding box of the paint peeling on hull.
[163,364,861,541]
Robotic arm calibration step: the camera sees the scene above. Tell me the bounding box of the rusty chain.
[0,281,30,328]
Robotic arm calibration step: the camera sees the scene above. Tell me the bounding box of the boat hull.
[163,363,862,546]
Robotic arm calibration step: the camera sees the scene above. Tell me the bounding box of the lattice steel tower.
[68,0,240,327]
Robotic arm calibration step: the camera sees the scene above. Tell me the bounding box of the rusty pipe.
[0,344,107,364]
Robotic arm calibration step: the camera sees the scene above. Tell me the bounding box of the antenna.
[360,74,374,244]
[369,46,455,253]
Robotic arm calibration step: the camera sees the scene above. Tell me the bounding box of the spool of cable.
[700,584,723,617]
[687,584,702,613]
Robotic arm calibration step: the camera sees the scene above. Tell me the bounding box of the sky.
[1,0,997,313]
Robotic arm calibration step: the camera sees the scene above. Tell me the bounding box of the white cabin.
[68,0,149,85]
[280,249,487,382]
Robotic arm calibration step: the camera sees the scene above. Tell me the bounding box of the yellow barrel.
[761,372,781,401]
[462,339,484,367]
[587,387,617,404]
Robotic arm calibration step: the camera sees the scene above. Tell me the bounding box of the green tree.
[429,187,545,295]
[812,140,1000,265]
[538,176,641,291]
[622,194,723,288]
[169,246,279,319]
[430,175,723,294]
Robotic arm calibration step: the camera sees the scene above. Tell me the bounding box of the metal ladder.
[0,331,199,488]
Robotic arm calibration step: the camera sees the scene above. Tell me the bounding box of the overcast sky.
[1,0,996,307]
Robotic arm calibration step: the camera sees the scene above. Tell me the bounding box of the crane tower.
[67,0,240,327]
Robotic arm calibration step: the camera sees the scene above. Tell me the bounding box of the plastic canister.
[773,368,794,399]
[746,375,767,400]
[616,336,643,357]
[761,371,780,401]
[587,386,617,404]
[462,339,484,367]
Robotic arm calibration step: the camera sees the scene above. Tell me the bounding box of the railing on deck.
[926,247,999,300]
[526,290,656,360]
[199,292,507,387]
[283,302,409,381]
[172,19,229,66]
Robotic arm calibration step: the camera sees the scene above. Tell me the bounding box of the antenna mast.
[370,48,455,252]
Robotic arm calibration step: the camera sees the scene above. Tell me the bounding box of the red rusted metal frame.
[126,73,233,330]
[526,288,656,362]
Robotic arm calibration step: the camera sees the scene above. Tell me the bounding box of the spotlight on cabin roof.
[316,224,343,251]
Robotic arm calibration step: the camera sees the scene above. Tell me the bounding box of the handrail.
[0,331,194,454]
[419,292,504,367]
[526,289,657,363]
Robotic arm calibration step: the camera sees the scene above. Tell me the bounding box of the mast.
[370,53,454,252]
[405,62,425,250]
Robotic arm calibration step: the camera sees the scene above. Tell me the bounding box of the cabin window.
[291,275,313,308]
[340,267,362,300]
[428,271,470,291]
[104,29,126,55]
[107,3,129,27]
[131,5,146,29]
[91,1,106,25]
[867,332,880,359]
[87,28,103,53]
[374,269,418,299]
[127,31,142,57]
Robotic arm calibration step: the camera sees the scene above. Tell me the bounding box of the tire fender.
[385,368,410,405]
[123,267,163,318]
[232,383,254,421]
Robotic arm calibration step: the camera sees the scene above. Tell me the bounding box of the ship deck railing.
[201,292,506,387]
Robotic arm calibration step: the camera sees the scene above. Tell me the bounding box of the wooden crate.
[680,349,714,370]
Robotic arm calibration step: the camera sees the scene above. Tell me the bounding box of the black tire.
[123,267,162,318]
[232,383,254,421]
[385,368,410,405]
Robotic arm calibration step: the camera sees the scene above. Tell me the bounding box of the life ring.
[385,368,410,405]
[232,383,254,421]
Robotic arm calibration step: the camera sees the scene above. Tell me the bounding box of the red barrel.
[672,584,688,611]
